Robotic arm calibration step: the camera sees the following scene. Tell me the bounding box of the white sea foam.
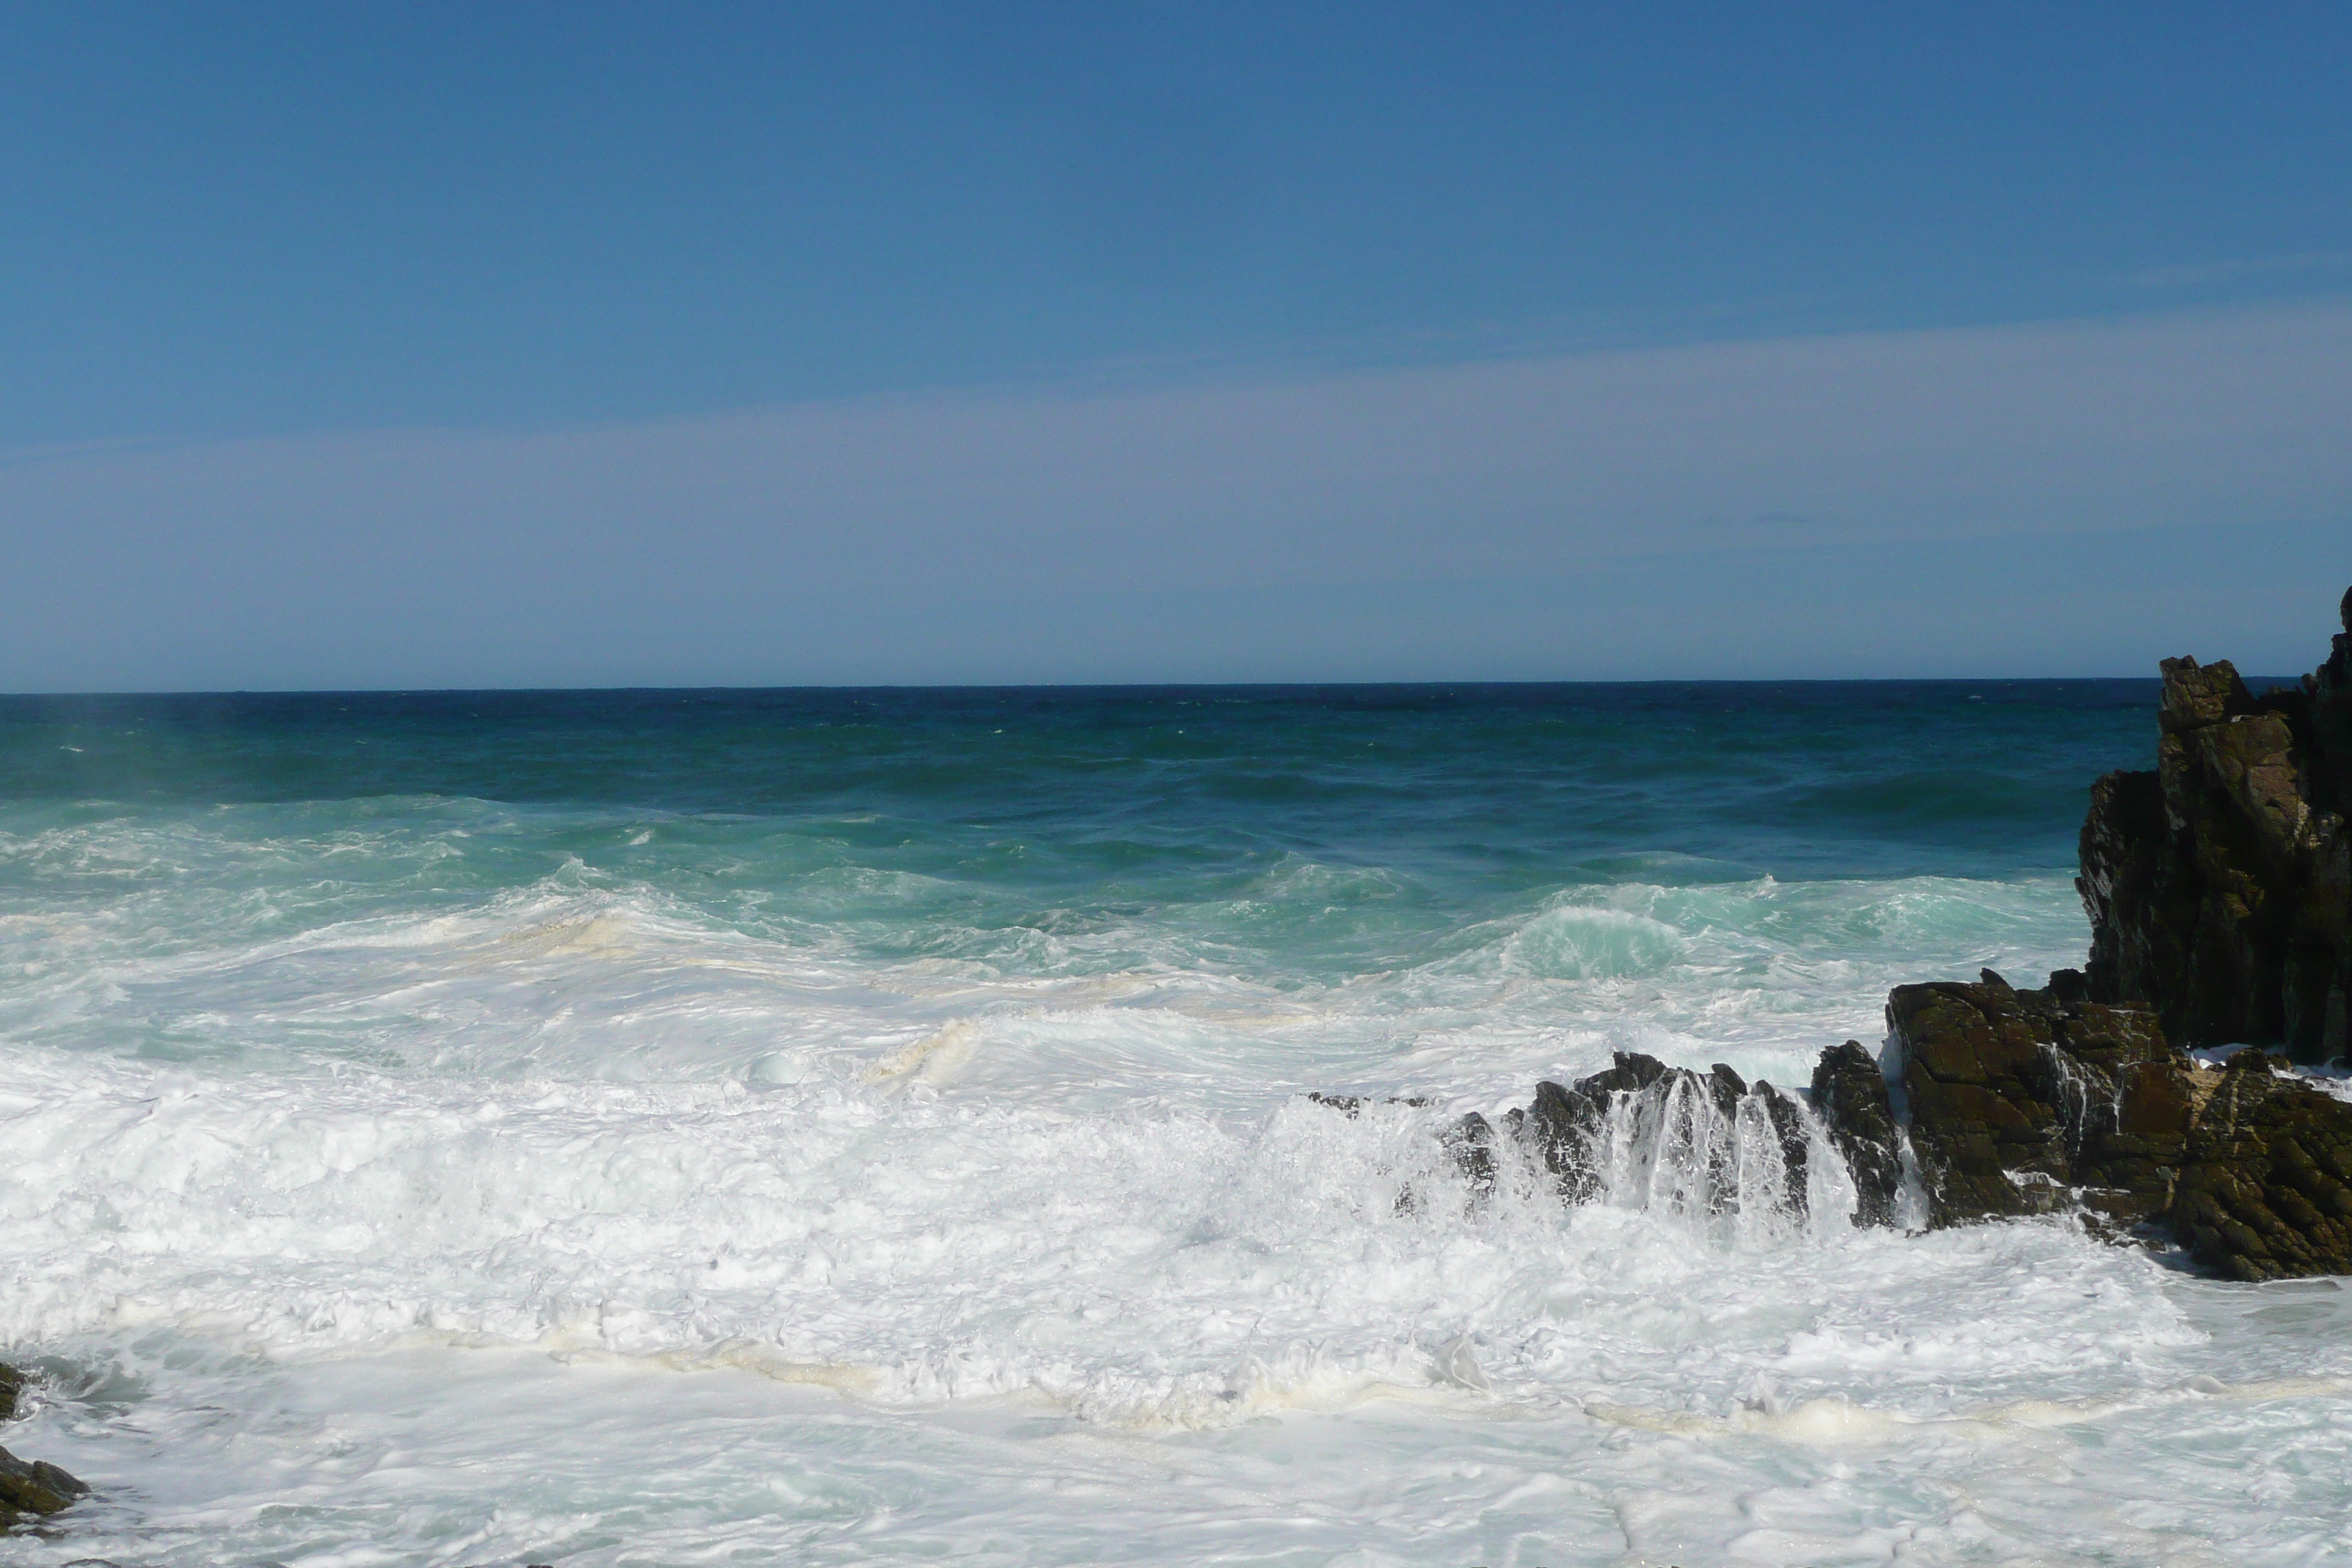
[1,805,2346,1564]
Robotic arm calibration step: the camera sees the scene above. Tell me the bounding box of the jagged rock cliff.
[2079,587,2352,1064]
[1460,595,2352,1278]
[1822,594,2352,1277]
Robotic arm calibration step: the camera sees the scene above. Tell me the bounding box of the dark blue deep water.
[4,680,2165,881]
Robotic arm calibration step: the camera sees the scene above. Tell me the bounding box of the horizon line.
[4,672,2304,701]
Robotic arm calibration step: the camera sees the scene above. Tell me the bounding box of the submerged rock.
[1,1365,94,1531]
[0,1442,89,1527]
[2078,591,2352,1064]
[1439,1111,1499,1196]
[1499,1051,1822,1226]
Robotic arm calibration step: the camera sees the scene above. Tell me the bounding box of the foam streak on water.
[1,685,2345,1565]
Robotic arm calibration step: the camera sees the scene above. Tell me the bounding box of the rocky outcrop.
[1809,972,2352,1280]
[2171,1049,2352,1280]
[0,1365,90,1530]
[1395,976,2349,1278]
[0,1444,88,1529]
[1395,600,2352,1278]
[1498,1052,1818,1220]
[2079,588,2352,1064]
[1874,971,2190,1232]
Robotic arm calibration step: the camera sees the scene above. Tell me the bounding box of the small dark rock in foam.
[1,1364,96,1532]
[0,1440,91,1528]
[1441,1112,1498,1196]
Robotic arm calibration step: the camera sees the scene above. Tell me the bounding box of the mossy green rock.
[0,1441,90,1526]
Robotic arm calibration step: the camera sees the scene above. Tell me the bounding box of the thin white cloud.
[2124,252,2352,289]
[4,301,2348,687]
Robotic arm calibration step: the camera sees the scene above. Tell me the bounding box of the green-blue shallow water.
[3,682,2346,1567]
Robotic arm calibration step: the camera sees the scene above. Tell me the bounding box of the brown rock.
[2171,1052,2352,1281]
[1871,973,2352,1277]
[2080,610,2352,1065]
[1885,977,2190,1232]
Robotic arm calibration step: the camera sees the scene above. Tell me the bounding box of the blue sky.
[4,3,2349,687]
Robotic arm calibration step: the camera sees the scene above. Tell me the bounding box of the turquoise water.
[1,681,2149,1064]
[4,682,2347,1567]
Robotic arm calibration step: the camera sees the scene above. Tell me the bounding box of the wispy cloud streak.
[5,303,2348,687]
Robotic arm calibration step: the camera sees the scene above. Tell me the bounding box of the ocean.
[1,683,2346,1567]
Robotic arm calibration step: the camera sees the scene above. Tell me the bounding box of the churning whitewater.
[1,685,2347,1566]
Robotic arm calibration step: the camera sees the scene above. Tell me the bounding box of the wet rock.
[1885,976,2188,1231]
[2171,1050,2352,1281]
[0,1443,89,1527]
[1500,1051,1823,1223]
[1750,1077,1816,1215]
[0,1365,23,1423]
[1504,1052,1674,1205]
[1807,1040,1905,1227]
[1301,1093,1488,1209]
[1440,1112,1498,1196]
[1303,1092,1431,1116]
[2079,593,2352,1065]
[1874,973,2352,1275]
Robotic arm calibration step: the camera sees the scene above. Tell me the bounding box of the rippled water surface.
[2,683,2345,1566]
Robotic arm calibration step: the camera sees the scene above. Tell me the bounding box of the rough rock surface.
[2171,1049,2352,1281]
[2079,589,2352,1064]
[1815,973,2352,1279]
[1500,1052,1816,1217]
[1806,1040,1904,1228]
[1880,971,2190,1232]
[0,1442,89,1528]
[0,1365,91,1531]
[1398,984,2348,1277]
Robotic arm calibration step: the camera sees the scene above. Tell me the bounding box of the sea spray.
[3,685,2345,1565]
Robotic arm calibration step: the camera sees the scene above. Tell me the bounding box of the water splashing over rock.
[1496,1052,1859,1245]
